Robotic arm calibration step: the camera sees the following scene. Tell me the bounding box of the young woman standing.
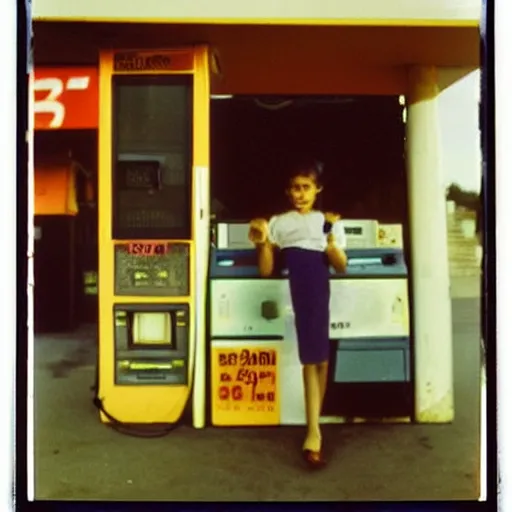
[248,161,347,468]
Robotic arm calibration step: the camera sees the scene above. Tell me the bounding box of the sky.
[438,69,482,193]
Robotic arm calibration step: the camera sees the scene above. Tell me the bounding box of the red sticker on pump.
[126,242,170,256]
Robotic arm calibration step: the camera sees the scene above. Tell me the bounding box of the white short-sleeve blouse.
[267,210,347,252]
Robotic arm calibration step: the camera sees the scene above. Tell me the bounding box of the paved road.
[34,298,482,501]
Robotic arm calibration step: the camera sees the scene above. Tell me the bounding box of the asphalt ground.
[34,297,482,501]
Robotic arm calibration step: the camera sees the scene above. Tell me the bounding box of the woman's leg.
[317,361,329,411]
[302,364,322,451]
[303,361,329,450]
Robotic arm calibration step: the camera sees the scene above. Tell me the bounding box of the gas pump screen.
[114,242,190,296]
[112,75,192,240]
[118,160,160,190]
[131,312,173,346]
[114,159,188,238]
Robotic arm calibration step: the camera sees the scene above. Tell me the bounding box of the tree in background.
[446,183,482,240]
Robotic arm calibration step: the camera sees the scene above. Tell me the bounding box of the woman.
[248,160,347,468]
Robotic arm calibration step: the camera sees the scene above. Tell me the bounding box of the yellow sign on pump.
[210,346,280,426]
[97,46,210,426]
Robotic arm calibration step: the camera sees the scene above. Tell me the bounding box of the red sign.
[127,242,170,256]
[34,67,98,130]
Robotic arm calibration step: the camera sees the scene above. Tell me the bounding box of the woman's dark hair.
[286,158,324,187]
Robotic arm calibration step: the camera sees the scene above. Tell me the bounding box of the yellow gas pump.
[95,47,210,431]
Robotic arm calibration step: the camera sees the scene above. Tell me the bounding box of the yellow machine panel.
[96,46,210,426]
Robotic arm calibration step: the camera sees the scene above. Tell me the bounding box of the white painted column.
[406,66,454,423]
[192,46,211,429]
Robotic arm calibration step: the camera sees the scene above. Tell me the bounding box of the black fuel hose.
[91,347,185,438]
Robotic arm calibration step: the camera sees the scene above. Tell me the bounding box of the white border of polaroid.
[496,0,511,510]
[0,3,503,509]
[0,0,18,508]
[27,67,35,504]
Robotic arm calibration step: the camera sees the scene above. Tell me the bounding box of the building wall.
[33,0,480,23]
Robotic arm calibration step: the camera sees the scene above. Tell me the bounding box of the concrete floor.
[34,298,482,501]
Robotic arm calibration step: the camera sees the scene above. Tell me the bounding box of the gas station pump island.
[94,44,456,431]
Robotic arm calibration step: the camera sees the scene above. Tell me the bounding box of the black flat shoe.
[302,449,327,469]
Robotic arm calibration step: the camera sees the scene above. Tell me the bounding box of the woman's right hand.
[248,218,269,245]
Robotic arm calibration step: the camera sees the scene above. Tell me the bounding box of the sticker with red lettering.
[126,242,170,256]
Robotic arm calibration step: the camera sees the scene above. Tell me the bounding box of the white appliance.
[209,276,291,426]
[210,279,288,337]
[278,277,410,425]
[342,219,379,248]
[328,279,410,339]
[377,224,404,248]
[216,220,380,250]
[216,223,252,249]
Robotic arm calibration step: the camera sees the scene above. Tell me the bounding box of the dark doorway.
[210,95,407,226]
[34,130,98,332]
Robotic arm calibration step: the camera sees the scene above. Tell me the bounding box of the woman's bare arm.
[256,240,275,277]
[249,218,275,277]
[323,212,347,273]
[325,237,347,273]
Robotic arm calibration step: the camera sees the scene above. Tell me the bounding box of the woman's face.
[287,173,322,213]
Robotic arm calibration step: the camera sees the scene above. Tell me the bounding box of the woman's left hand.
[324,211,341,224]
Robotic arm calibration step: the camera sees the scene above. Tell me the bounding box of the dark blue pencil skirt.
[282,248,331,365]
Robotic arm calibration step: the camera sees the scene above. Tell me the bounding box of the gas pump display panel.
[112,75,192,240]
[114,304,189,385]
[114,241,190,296]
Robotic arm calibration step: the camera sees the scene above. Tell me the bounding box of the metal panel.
[209,249,261,278]
[329,278,410,338]
[334,346,409,383]
[279,311,307,425]
[341,248,408,278]
[210,279,289,337]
